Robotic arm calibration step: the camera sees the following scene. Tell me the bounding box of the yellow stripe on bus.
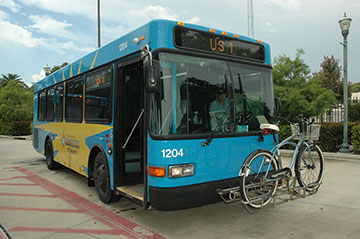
[78,59,82,75]
[90,50,99,70]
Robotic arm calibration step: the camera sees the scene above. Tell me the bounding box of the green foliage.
[349,102,360,122]
[351,125,360,154]
[279,122,360,153]
[317,122,359,152]
[50,62,69,74]
[0,121,32,136]
[0,79,33,135]
[350,82,360,93]
[273,49,337,122]
[313,56,343,101]
[0,73,27,88]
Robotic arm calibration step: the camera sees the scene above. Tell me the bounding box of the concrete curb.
[0,135,33,140]
[280,149,360,161]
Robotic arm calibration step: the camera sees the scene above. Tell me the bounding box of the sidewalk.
[280,149,360,161]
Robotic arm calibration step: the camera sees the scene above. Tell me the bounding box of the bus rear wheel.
[45,139,60,170]
[94,152,120,203]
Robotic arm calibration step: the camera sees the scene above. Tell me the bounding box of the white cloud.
[0,17,94,54]
[29,15,74,39]
[17,0,94,17]
[31,68,45,83]
[188,16,201,24]
[0,18,47,48]
[263,22,277,33]
[263,0,301,11]
[0,9,9,20]
[0,0,22,13]
[129,5,177,22]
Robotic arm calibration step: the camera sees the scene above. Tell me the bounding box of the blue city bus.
[33,19,277,210]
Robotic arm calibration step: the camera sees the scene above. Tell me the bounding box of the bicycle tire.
[295,144,324,192]
[240,149,279,209]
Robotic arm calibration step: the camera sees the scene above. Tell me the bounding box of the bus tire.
[45,139,61,170]
[94,152,120,203]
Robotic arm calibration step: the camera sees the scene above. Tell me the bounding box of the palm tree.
[0,73,27,88]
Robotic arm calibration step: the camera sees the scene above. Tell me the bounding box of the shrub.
[352,125,360,154]
[279,122,360,153]
[0,121,32,136]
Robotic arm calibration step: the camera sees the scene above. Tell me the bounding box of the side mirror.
[143,56,160,93]
[274,97,282,116]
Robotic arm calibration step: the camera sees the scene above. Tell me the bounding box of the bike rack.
[217,177,321,213]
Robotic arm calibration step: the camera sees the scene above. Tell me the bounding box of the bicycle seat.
[260,123,280,133]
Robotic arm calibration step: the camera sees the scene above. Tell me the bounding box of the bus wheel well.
[88,146,104,187]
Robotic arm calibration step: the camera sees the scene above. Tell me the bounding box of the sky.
[0,0,359,86]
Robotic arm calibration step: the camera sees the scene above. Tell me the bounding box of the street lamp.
[98,0,101,48]
[339,12,352,153]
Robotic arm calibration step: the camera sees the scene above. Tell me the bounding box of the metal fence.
[312,99,359,124]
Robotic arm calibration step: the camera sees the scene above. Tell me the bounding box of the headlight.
[168,164,194,178]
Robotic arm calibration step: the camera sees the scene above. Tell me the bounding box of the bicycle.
[238,117,325,209]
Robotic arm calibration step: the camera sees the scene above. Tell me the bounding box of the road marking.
[1,166,166,239]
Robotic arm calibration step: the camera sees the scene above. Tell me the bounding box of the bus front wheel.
[94,152,120,203]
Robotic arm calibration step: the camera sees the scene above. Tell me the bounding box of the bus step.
[117,184,144,202]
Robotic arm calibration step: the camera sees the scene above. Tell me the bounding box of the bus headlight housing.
[168,164,194,178]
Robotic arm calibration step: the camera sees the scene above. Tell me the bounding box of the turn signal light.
[148,166,166,177]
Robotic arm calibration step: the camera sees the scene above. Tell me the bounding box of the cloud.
[263,0,301,11]
[17,0,94,17]
[0,17,94,54]
[263,22,277,33]
[188,16,201,24]
[0,0,22,13]
[128,5,177,22]
[29,15,74,39]
[0,10,9,20]
[31,68,45,84]
[0,18,47,48]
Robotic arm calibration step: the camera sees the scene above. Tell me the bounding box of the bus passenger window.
[55,83,64,122]
[85,67,112,124]
[46,88,55,121]
[65,78,83,123]
[38,90,46,121]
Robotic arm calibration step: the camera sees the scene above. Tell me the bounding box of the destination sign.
[174,27,265,62]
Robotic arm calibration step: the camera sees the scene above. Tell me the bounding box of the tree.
[0,80,33,122]
[0,73,27,88]
[50,62,69,74]
[313,56,343,101]
[273,49,336,122]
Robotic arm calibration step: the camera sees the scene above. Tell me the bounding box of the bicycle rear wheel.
[240,150,279,209]
[295,144,324,192]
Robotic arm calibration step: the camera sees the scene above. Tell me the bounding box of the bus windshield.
[150,52,274,136]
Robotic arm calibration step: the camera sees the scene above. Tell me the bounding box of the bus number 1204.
[161,148,184,158]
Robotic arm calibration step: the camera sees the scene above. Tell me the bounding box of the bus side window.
[46,87,55,121]
[65,77,83,123]
[55,83,64,122]
[38,90,46,121]
[85,67,112,124]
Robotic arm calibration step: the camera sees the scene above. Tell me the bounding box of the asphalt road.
[0,138,360,239]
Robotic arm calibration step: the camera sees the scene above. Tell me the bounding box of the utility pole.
[248,0,254,38]
[97,0,101,48]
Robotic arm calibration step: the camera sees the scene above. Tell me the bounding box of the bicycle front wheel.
[295,144,324,192]
[240,150,279,209]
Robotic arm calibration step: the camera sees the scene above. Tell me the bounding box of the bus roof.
[34,19,271,92]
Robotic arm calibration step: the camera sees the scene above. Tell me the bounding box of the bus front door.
[116,61,144,194]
